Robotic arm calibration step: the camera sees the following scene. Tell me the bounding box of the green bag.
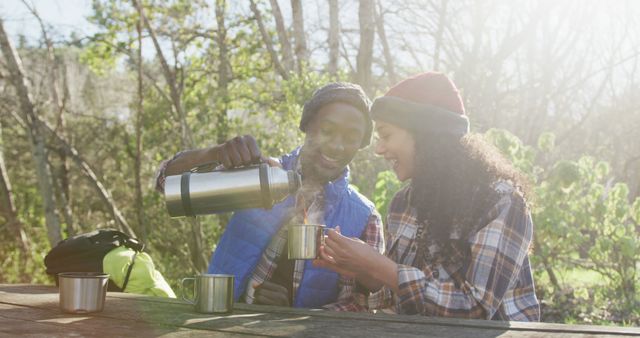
[103,246,176,298]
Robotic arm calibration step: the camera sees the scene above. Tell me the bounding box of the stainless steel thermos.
[165,163,301,217]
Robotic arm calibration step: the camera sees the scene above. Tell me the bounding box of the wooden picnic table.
[1,284,638,337]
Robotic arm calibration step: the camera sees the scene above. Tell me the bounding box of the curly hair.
[409,131,531,268]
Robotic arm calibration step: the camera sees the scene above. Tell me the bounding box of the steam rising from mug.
[165,163,301,217]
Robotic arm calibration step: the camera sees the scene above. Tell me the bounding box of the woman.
[315,72,540,321]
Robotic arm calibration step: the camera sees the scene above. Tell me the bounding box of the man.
[156,83,383,310]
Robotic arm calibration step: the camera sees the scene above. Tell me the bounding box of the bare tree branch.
[327,0,340,77]
[133,0,194,148]
[356,0,375,94]
[0,18,62,247]
[291,0,308,75]
[269,0,294,73]
[250,0,289,80]
[9,111,137,238]
[374,0,396,85]
[0,121,30,254]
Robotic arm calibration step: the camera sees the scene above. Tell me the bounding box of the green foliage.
[537,131,556,153]
[373,170,404,223]
[483,129,639,324]
[79,34,119,76]
[484,128,536,176]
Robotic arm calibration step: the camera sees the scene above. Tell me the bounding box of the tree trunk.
[51,161,75,237]
[134,0,194,149]
[0,123,30,254]
[51,60,75,237]
[374,1,396,85]
[0,19,62,247]
[215,0,230,145]
[534,232,561,291]
[135,0,205,270]
[10,111,137,239]
[135,13,146,241]
[432,0,448,71]
[356,0,375,94]
[182,0,234,272]
[269,0,294,74]
[57,66,79,237]
[250,0,289,80]
[328,0,340,77]
[290,0,308,75]
[453,1,487,94]
[28,1,77,236]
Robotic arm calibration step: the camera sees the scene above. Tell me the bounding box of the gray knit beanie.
[299,82,373,148]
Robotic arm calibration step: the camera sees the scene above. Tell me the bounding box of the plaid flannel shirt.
[243,211,383,311]
[363,181,540,321]
[155,151,384,312]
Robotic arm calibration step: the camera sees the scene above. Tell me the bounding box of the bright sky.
[1,0,95,43]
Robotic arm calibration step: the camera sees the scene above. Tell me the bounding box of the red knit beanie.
[371,72,469,136]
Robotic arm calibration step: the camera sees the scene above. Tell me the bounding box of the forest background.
[0,0,638,326]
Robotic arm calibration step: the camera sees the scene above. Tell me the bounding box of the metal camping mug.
[58,272,109,313]
[288,224,326,259]
[181,274,234,313]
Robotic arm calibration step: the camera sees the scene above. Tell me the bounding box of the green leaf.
[631,198,640,224]
[537,131,556,153]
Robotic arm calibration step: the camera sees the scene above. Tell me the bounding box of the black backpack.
[44,229,145,292]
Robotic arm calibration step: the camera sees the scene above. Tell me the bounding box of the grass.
[535,266,639,327]
[536,267,608,289]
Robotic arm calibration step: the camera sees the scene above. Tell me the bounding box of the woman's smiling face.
[374,120,416,182]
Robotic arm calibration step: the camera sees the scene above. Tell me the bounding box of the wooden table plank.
[0,303,251,338]
[102,287,640,336]
[1,284,638,337]
[0,289,489,337]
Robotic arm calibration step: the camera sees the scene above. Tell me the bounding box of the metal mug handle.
[318,226,328,258]
[180,277,196,305]
[320,227,327,245]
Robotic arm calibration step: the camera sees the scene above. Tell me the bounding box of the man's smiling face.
[300,102,366,183]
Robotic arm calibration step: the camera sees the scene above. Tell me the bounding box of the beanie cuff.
[371,96,469,136]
